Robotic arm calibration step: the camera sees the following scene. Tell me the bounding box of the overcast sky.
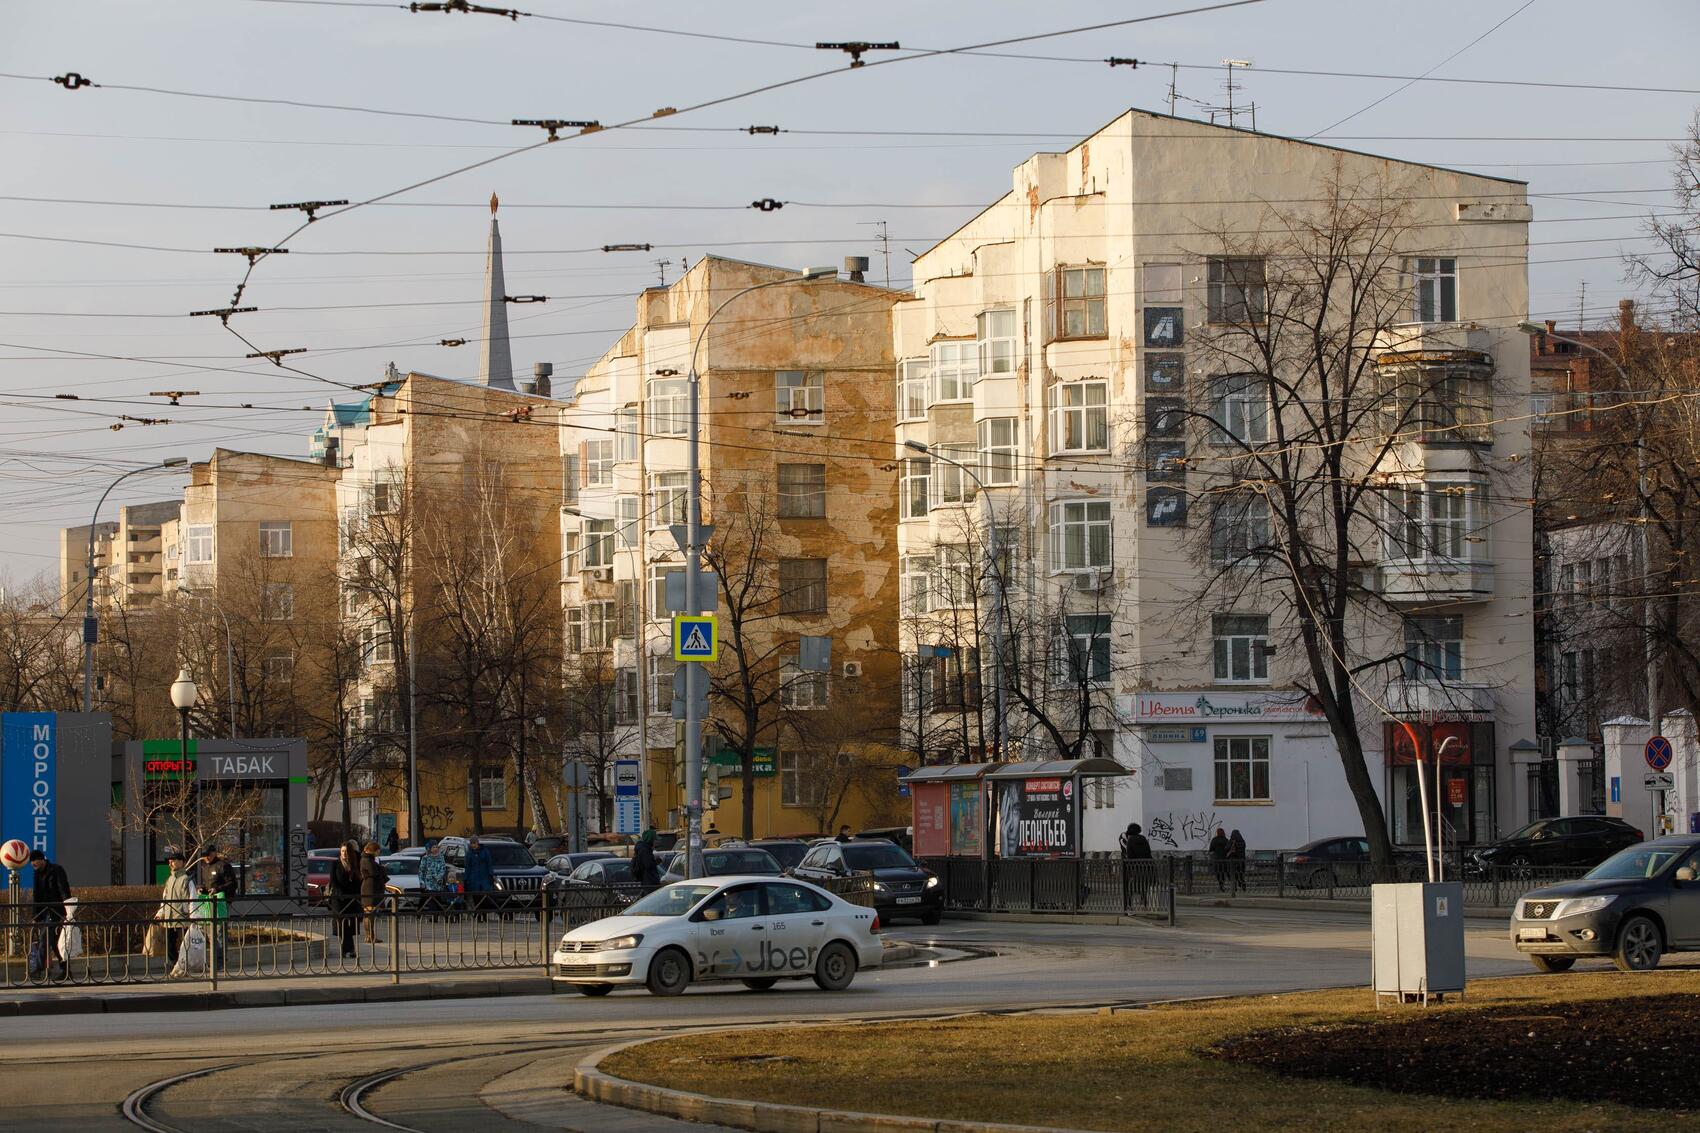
[4,0,1697,585]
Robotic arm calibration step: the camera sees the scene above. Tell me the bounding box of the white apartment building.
[893,109,1537,855]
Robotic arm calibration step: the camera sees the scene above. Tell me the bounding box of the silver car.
[380,854,461,910]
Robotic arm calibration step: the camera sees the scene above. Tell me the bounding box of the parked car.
[379,853,462,910]
[1512,835,1700,972]
[306,848,340,906]
[551,876,882,996]
[543,851,620,878]
[549,857,642,897]
[436,836,552,906]
[527,834,570,864]
[659,847,784,884]
[1468,816,1643,874]
[791,838,942,925]
[730,840,809,872]
[1284,837,1425,888]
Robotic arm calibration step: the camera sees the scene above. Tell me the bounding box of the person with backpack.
[359,842,389,944]
[1119,823,1153,911]
[29,849,71,979]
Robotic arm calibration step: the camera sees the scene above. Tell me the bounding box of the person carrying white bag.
[56,896,82,964]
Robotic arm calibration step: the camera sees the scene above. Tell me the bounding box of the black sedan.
[1512,836,1700,972]
[1469,816,1643,874]
[1284,837,1425,888]
[792,838,942,925]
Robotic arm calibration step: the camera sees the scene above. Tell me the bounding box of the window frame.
[1059,613,1112,686]
[900,554,933,616]
[976,308,1018,376]
[582,518,615,568]
[1384,481,1482,562]
[775,370,824,425]
[1211,373,1270,446]
[897,358,930,422]
[978,417,1019,486]
[929,340,977,402]
[258,521,293,559]
[469,767,508,812]
[1045,264,1108,342]
[261,582,294,622]
[584,439,615,486]
[1048,380,1110,454]
[1048,499,1112,572]
[1209,495,1271,566]
[776,463,827,519]
[1408,257,1458,323]
[779,658,828,710]
[778,557,828,615]
[1212,614,1270,684]
[585,600,616,650]
[1403,615,1464,682]
[931,444,978,507]
[647,379,690,437]
[186,525,214,564]
[649,471,688,529]
[1213,735,1271,802]
[1206,256,1268,325]
[899,457,930,521]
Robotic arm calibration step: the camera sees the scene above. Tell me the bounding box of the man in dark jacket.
[1208,828,1231,891]
[384,827,400,855]
[359,842,388,943]
[631,827,660,890]
[29,849,70,975]
[462,836,496,920]
[1119,823,1153,912]
[199,846,238,968]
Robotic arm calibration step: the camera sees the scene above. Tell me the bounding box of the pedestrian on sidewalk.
[329,840,361,959]
[1119,822,1153,911]
[417,841,449,915]
[463,836,495,921]
[384,826,400,855]
[1228,829,1248,894]
[360,842,388,944]
[29,848,71,979]
[631,827,661,892]
[835,825,852,843]
[155,847,198,972]
[1208,827,1231,892]
[199,845,237,969]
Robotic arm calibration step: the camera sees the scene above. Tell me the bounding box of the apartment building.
[893,109,1538,855]
[61,500,181,613]
[560,256,906,837]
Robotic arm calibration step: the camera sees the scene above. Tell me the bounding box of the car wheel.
[1614,915,1663,973]
[1529,954,1575,973]
[921,909,942,926]
[741,977,779,991]
[645,947,692,996]
[1308,868,1335,890]
[575,983,614,996]
[813,941,857,991]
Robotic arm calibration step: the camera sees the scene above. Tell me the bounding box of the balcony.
[1386,679,1495,718]
[1379,557,1494,604]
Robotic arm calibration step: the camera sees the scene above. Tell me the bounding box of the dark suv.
[792,838,942,925]
[437,836,552,906]
[1468,816,1643,874]
[1513,836,1700,972]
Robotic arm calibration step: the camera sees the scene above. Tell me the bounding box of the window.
[264,650,294,686]
[777,463,826,518]
[469,767,507,811]
[897,359,930,422]
[1212,374,1269,445]
[617,495,640,548]
[900,458,930,520]
[186,525,214,564]
[1048,381,1109,453]
[370,482,395,515]
[900,555,933,616]
[1385,483,1480,560]
[1390,362,1492,444]
[563,529,581,575]
[562,452,579,505]
[1209,495,1270,565]
[1214,736,1271,802]
[565,607,583,653]
[360,623,393,667]
[616,579,637,628]
[262,583,294,622]
[780,657,828,709]
[649,654,676,714]
[978,418,1019,486]
[780,750,823,807]
[586,600,616,649]
[1403,615,1463,681]
[615,667,638,723]
[1206,257,1267,324]
[977,308,1017,375]
[648,379,689,437]
[929,341,977,402]
[779,558,827,614]
[1049,500,1112,571]
[775,370,823,424]
[932,445,977,506]
[648,562,683,615]
[1045,265,1107,341]
[1409,257,1457,323]
[649,472,688,529]
[617,407,641,460]
[935,544,976,608]
[584,439,615,486]
[258,521,292,558]
[1213,615,1269,684]
[1060,614,1112,685]
[582,519,615,568]
[928,646,980,711]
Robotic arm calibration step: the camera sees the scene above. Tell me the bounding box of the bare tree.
[560,652,634,832]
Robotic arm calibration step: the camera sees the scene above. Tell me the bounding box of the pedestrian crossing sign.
[672,614,718,662]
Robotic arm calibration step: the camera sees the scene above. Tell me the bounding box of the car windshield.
[481,843,535,867]
[843,843,918,870]
[1501,820,1557,842]
[754,843,808,870]
[381,858,419,876]
[624,882,718,916]
[704,850,781,874]
[1585,846,1684,880]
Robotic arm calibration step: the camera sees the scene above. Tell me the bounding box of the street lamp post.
[904,440,1008,761]
[82,457,189,712]
[681,265,835,878]
[170,667,198,848]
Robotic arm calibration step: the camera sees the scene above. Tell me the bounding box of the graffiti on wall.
[1147,810,1223,849]
[420,804,456,833]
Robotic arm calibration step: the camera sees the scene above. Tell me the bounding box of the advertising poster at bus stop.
[996,777,1075,858]
[949,781,982,855]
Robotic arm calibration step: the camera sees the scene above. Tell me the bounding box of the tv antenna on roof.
[1205,59,1257,131]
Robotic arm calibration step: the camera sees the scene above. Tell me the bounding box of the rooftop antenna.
[860,219,892,287]
[1577,280,1587,330]
[656,258,672,286]
[1206,59,1257,130]
[1167,62,1180,116]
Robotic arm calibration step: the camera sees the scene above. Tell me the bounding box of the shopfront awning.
[983,758,1127,780]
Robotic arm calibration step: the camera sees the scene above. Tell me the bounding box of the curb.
[574,1035,1085,1133]
[0,976,554,1016]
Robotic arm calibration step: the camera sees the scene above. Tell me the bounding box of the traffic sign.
[1645,771,1676,793]
[1646,735,1674,771]
[672,614,718,662]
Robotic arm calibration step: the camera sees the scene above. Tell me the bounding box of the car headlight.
[599,934,643,951]
[873,882,889,893]
[1554,896,1617,919]
[925,876,939,889]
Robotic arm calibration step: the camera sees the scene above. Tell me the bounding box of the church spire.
[477,193,515,390]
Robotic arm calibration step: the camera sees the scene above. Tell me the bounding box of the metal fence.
[1160,852,1590,907]
[1,887,631,990]
[918,858,1175,922]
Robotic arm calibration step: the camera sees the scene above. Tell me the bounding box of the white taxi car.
[552,875,882,996]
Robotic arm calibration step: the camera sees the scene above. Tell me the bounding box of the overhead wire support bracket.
[214,247,288,265]
[512,119,600,141]
[602,243,652,253]
[147,391,200,406]
[52,72,98,90]
[270,200,349,222]
[745,125,781,136]
[815,41,900,67]
[750,198,784,212]
[189,306,257,323]
[1106,57,1140,68]
[245,348,307,365]
[408,1,520,19]
[503,294,547,304]
[439,338,467,347]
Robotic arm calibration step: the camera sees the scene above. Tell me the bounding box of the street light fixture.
[170,666,197,758]
[83,457,189,712]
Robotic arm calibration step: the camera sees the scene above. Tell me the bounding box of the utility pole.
[861,220,892,288]
[1167,62,1179,115]
[407,622,420,846]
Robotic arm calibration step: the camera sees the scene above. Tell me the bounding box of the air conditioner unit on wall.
[584,566,613,582]
[1071,569,1108,593]
[842,661,863,678]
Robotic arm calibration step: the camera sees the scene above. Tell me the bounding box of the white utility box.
[1370,881,1465,1006]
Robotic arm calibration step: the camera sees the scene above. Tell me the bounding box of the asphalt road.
[4,907,1533,1133]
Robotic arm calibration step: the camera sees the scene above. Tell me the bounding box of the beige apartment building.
[61,499,181,613]
[560,256,907,837]
[893,109,1538,855]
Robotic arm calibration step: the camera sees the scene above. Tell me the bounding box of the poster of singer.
[996,777,1076,858]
